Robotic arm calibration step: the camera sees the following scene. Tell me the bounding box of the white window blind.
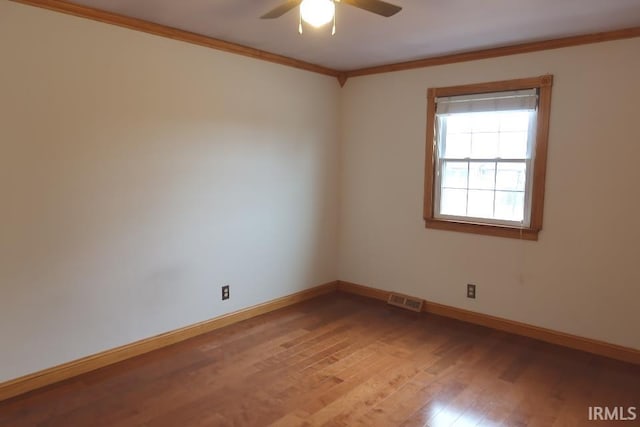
[436,89,537,115]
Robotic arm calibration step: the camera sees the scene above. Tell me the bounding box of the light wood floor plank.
[1,293,639,426]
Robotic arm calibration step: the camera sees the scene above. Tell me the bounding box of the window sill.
[424,218,539,240]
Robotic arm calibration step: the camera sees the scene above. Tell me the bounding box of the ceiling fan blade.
[340,0,402,17]
[260,0,303,19]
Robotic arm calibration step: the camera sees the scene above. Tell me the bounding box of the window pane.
[471,132,499,158]
[468,162,495,190]
[472,112,500,132]
[442,161,468,189]
[445,114,472,133]
[435,108,536,227]
[444,133,471,158]
[498,131,528,158]
[495,191,525,221]
[496,162,526,191]
[499,111,531,132]
[467,190,494,219]
[440,188,467,216]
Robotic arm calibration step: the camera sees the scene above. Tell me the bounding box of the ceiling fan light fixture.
[300,0,335,28]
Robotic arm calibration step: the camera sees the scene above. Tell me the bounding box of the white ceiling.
[67,0,640,70]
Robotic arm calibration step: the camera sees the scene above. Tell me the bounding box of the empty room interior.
[1,0,640,425]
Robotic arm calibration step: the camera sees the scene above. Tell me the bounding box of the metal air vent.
[387,293,424,312]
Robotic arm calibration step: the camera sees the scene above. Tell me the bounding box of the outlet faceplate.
[222,285,230,300]
[467,284,476,299]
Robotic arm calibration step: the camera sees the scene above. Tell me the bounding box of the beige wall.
[0,2,339,381]
[339,37,640,349]
[2,0,640,386]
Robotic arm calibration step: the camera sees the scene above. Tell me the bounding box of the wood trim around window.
[423,75,553,240]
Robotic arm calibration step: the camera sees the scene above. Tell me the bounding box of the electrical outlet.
[467,284,476,299]
[221,285,230,300]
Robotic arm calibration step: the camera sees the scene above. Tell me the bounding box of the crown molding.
[8,1,640,87]
[345,27,640,78]
[10,0,340,79]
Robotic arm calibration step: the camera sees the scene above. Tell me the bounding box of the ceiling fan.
[261,0,402,35]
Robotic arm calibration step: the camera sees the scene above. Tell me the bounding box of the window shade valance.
[435,89,538,115]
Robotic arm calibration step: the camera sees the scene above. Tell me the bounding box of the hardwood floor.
[1,293,638,426]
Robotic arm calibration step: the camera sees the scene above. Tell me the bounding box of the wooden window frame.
[424,75,553,240]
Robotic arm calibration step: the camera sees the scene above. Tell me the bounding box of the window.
[424,76,553,240]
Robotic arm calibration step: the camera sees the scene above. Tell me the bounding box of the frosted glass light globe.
[300,0,335,28]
